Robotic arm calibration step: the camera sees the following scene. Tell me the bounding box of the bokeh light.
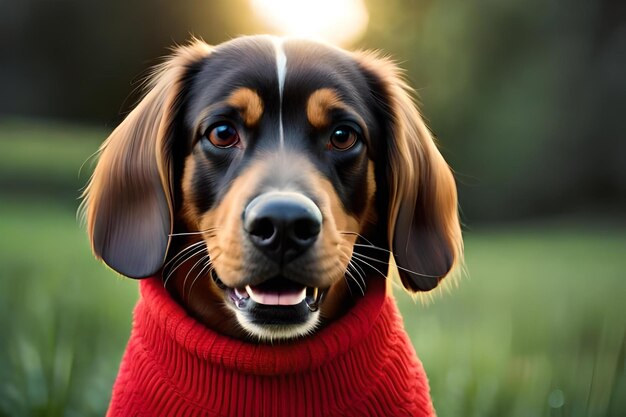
[250,0,369,46]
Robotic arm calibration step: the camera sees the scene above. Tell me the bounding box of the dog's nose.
[244,192,322,264]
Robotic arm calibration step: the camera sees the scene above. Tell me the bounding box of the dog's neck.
[107,275,435,416]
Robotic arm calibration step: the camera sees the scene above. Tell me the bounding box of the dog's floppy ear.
[82,41,211,278]
[355,52,463,292]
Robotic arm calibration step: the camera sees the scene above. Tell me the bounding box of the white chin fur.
[233,309,320,342]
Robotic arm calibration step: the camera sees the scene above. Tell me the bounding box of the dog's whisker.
[182,254,211,295]
[342,276,355,297]
[341,274,355,297]
[348,254,390,281]
[348,254,404,291]
[163,245,208,288]
[164,244,207,279]
[344,266,365,296]
[351,242,408,264]
[162,240,205,270]
[352,243,444,279]
[186,261,214,301]
[350,258,367,281]
[331,258,357,297]
[345,238,420,266]
[338,231,376,247]
[347,260,367,289]
[352,242,392,253]
[352,250,442,279]
[341,248,367,283]
[340,251,367,291]
[186,261,212,301]
[169,227,219,237]
[162,243,204,274]
[337,249,367,295]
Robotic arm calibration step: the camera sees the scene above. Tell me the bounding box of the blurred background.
[1,0,625,416]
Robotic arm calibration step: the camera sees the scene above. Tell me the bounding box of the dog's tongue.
[245,285,306,306]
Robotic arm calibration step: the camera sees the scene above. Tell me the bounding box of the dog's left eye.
[329,126,359,151]
[204,123,240,148]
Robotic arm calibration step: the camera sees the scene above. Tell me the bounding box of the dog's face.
[83,36,462,341]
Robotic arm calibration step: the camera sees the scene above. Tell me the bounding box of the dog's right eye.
[204,123,240,148]
[329,125,359,151]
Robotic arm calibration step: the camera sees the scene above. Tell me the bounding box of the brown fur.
[306,88,346,129]
[226,87,265,127]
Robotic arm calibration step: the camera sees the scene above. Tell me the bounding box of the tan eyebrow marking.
[226,87,264,127]
[306,88,347,129]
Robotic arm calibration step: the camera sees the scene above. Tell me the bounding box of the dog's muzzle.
[212,192,327,331]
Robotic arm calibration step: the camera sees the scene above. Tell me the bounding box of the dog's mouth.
[211,270,326,326]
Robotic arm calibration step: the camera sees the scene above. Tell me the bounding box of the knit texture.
[107,277,435,417]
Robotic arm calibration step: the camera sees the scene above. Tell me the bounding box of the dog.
[83,35,462,417]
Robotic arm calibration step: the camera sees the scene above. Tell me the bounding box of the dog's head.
[83,36,462,341]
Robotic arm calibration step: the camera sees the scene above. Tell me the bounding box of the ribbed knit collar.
[107,277,435,417]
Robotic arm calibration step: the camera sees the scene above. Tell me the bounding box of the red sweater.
[107,276,435,417]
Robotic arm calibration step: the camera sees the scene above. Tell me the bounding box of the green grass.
[399,226,626,417]
[0,203,137,417]
[1,120,625,416]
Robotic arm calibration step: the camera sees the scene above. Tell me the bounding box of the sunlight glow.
[250,0,369,46]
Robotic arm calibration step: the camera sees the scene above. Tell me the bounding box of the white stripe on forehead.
[272,37,287,148]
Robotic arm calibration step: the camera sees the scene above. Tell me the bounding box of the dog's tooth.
[245,285,260,303]
[312,287,319,300]
[234,288,249,299]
